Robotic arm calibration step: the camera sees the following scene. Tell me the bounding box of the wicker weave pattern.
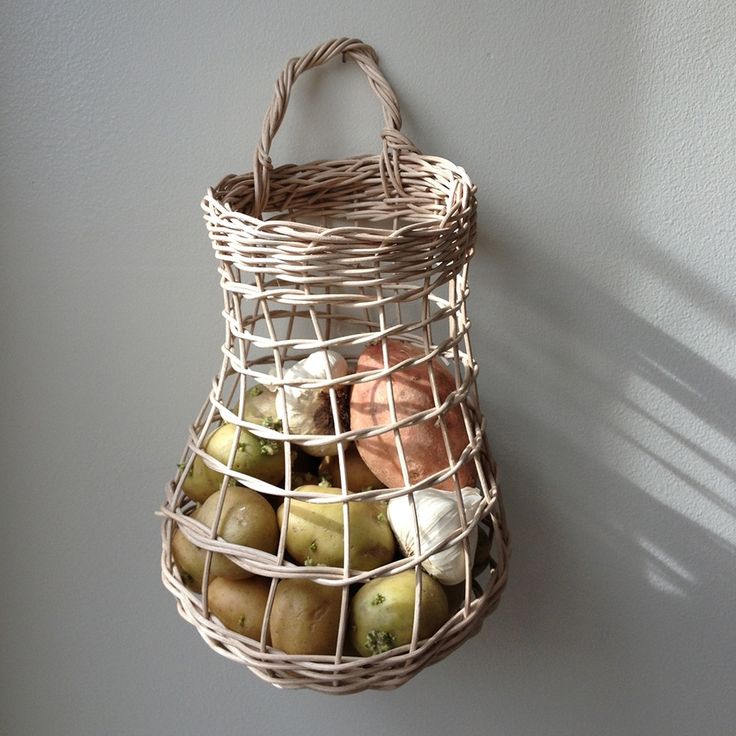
[160,38,509,693]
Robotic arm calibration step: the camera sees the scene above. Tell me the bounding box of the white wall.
[2,2,734,734]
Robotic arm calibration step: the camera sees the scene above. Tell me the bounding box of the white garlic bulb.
[387,487,483,585]
[256,350,349,456]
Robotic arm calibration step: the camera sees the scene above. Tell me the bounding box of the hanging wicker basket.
[159,37,509,694]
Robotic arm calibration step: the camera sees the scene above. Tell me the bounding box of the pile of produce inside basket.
[169,338,494,658]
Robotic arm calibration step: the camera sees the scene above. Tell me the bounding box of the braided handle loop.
[252,38,418,217]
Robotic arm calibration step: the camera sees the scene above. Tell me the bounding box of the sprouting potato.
[277,485,394,571]
[241,385,278,426]
[205,422,285,487]
[350,570,450,657]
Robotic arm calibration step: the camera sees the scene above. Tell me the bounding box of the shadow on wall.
[339,2,736,732]
[461,214,736,726]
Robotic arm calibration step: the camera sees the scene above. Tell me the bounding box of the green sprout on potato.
[258,418,282,456]
[365,629,396,655]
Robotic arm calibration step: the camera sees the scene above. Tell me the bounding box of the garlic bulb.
[256,350,349,456]
[387,487,483,585]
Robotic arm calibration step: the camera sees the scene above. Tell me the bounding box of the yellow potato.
[318,446,384,491]
[277,485,395,571]
[207,576,271,641]
[170,524,249,587]
[170,529,206,591]
[205,422,285,487]
[269,578,342,655]
[350,570,449,656]
[240,386,278,426]
[179,486,279,581]
[181,454,222,503]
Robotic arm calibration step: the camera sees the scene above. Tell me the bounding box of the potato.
[291,470,320,489]
[240,385,278,426]
[350,340,475,491]
[277,485,395,571]
[182,409,286,503]
[205,422,285,487]
[181,454,222,503]
[187,486,279,581]
[269,578,342,655]
[207,576,271,641]
[170,526,248,587]
[318,445,384,491]
[289,445,322,490]
[350,570,450,656]
[170,529,206,591]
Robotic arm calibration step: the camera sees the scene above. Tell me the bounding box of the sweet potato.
[349,340,475,491]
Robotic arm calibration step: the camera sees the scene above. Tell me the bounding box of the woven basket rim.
[206,151,476,242]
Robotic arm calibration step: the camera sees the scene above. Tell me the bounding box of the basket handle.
[252,37,418,217]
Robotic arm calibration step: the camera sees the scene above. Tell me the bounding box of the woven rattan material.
[159,37,509,693]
